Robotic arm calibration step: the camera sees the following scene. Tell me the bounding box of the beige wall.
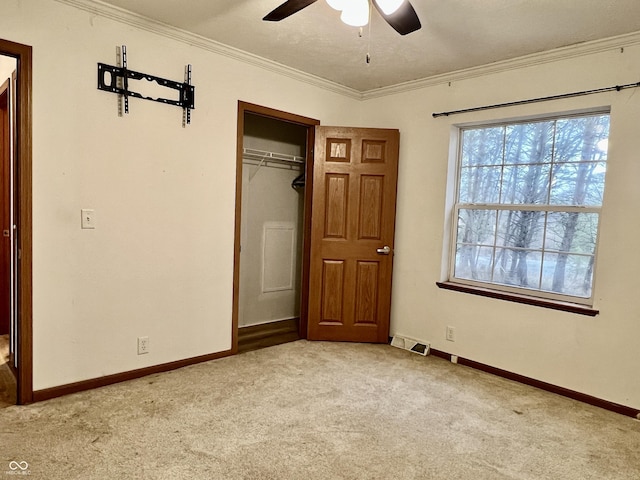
[361,45,640,409]
[1,0,361,390]
[3,0,640,410]
[0,56,16,84]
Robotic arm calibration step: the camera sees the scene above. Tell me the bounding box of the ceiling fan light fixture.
[263,0,421,36]
[340,0,369,27]
[374,0,405,15]
[326,0,346,11]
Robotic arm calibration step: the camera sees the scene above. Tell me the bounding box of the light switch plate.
[81,209,96,229]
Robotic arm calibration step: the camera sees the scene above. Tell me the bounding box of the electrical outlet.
[446,326,455,342]
[137,336,149,355]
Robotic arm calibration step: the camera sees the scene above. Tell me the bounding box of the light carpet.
[0,340,638,479]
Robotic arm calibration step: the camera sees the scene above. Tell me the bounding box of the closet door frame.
[232,101,319,353]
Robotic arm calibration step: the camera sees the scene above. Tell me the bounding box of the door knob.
[2,230,9,237]
[376,245,391,255]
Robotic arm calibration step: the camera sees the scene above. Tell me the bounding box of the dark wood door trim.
[0,38,33,405]
[232,102,319,352]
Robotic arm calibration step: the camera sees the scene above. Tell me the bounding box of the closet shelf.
[242,148,305,167]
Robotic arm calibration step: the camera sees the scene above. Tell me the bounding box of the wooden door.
[307,126,399,343]
[0,82,10,335]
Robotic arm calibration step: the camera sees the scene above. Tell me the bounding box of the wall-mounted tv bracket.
[97,46,195,127]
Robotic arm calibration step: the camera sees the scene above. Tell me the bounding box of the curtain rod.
[432,81,640,118]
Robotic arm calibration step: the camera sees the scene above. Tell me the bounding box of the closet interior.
[237,112,308,352]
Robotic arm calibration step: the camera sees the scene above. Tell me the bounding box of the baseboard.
[238,318,300,354]
[429,348,640,419]
[32,336,637,419]
[32,348,234,403]
[32,318,301,403]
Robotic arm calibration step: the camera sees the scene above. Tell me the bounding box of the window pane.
[549,162,606,206]
[541,253,593,298]
[454,245,494,282]
[554,115,610,163]
[505,121,554,165]
[459,166,502,203]
[453,112,609,302]
[461,127,505,166]
[493,249,542,290]
[500,164,551,204]
[457,209,497,245]
[545,212,598,255]
[496,210,545,250]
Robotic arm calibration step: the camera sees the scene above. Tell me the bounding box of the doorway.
[233,102,319,353]
[0,39,33,405]
[0,66,16,407]
[233,104,401,350]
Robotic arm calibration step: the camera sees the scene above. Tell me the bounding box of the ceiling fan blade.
[373,0,421,35]
[263,0,319,21]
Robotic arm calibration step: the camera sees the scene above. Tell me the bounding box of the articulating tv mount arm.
[97,46,195,127]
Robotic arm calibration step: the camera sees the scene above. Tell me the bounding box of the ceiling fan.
[263,0,422,36]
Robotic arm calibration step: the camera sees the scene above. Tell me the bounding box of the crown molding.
[54,0,640,102]
[361,30,640,100]
[54,0,363,100]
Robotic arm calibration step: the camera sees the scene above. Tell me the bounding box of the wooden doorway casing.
[232,102,319,353]
[0,39,33,405]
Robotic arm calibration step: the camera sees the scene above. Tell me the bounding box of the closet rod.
[243,148,305,181]
[432,81,640,118]
[242,148,305,166]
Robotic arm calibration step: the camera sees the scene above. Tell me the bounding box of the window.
[450,112,610,305]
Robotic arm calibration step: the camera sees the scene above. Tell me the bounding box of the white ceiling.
[96,0,640,92]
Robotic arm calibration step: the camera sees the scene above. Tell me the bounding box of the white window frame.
[447,110,610,307]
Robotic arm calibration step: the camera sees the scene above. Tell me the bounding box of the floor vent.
[390,335,430,356]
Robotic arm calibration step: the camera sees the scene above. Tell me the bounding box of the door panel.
[324,174,349,238]
[308,126,399,343]
[354,261,379,324]
[320,260,345,324]
[358,175,383,239]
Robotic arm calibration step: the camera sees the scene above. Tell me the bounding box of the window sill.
[435,281,599,316]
